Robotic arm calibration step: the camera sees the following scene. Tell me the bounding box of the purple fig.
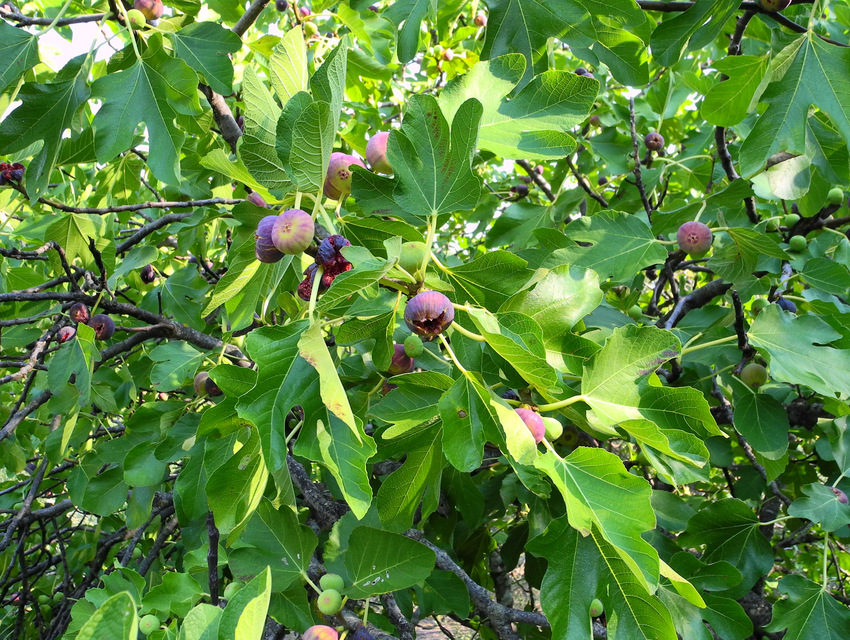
[303,626,339,640]
[272,209,314,254]
[316,234,351,267]
[299,5,311,16]
[194,372,209,395]
[298,263,321,301]
[69,303,90,324]
[88,314,115,340]
[134,0,162,20]
[832,487,849,505]
[776,297,797,313]
[326,152,365,199]
[140,264,156,284]
[255,215,285,263]
[510,184,529,197]
[404,291,454,338]
[676,221,713,256]
[246,192,268,208]
[515,408,545,443]
[474,12,486,26]
[645,132,665,151]
[387,344,415,376]
[57,326,76,343]
[366,131,392,174]
[205,376,223,397]
[275,0,288,10]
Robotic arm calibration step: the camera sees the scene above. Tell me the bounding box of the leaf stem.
[535,395,586,412]
[114,1,142,60]
[450,322,486,342]
[438,333,468,375]
[302,571,322,594]
[823,530,829,588]
[421,215,438,277]
[308,265,323,319]
[680,335,737,356]
[34,0,75,37]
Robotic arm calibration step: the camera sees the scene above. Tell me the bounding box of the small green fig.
[589,598,604,617]
[766,218,780,231]
[783,213,800,227]
[320,573,345,592]
[788,235,808,252]
[403,334,424,358]
[399,241,427,276]
[751,298,770,315]
[126,8,147,28]
[627,305,642,321]
[139,614,160,636]
[317,588,343,615]
[827,187,844,206]
[740,363,768,389]
[541,417,563,441]
[223,581,244,600]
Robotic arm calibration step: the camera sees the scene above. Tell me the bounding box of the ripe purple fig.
[676,221,713,256]
[194,372,210,395]
[511,184,529,198]
[88,314,115,340]
[404,291,454,338]
[255,215,285,263]
[69,302,90,324]
[515,408,545,443]
[57,326,76,343]
[134,0,163,20]
[776,297,797,313]
[299,5,311,16]
[275,0,289,10]
[272,209,314,254]
[645,132,665,151]
[757,0,791,10]
[575,67,589,76]
[246,192,268,208]
[205,376,223,397]
[316,234,351,267]
[326,152,365,199]
[298,263,326,301]
[303,626,339,640]
[140,264,156,284]
[387,344,415,376]
[832,487,849,505]
[366,132,392,174]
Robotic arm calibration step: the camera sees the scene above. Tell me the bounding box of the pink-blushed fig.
[319,573,345,591]
[740,363,768,389]
[515,408,545,443]
[272,209,314,254]
[127,8,146,28]
[140,264,156,284]
[474,12,486,26]
[676,221,713,256]
[317,589,343,615]
[589,598,604,617]
[57,326,76,343]
[299,5,311,16]
[246,191,268,208]
[134,0,163,20]
[757,0,791,10]
[645,132,665,151]
[404,291,454,338]
[88,314,115,340]
[303,625,339,640]
[827,187,844,206]
[69,302,90,324]
[510,184,529,197]
[832,487,849,505]
[255,215,285,263]
[205,376,223,397]
[534,164,544,175]
[326,153,366,199]
[194,372,210,395]
[443,49,454,61]
[387,344,415,376]
[403,334,424,358]
[589,114,601,127]
[399,241,427,275]
[366,132,392,174]
[323,175,342,200]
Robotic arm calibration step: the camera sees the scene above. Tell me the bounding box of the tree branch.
[36,196,243,216]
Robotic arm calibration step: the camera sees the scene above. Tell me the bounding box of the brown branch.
[115,211,194,254]
[0,7,108,26]
[628,97,654,221]
[731,290,756,369]
[659,278,732,329]
[564,156,608,208]
[36,196,243,216]
[0,389,53,443]
[233,0,271,37]
[736,433,792,507]
[515,160,555,203]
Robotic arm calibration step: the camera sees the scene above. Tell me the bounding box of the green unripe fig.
[52,592,65,604]
[399,241,427,276]
[139,614,160,636]
[38,594,50,605]
[627,158,636,171]
[317,588,343,615]
[403,334,424,358]
[766,218,780,231]
[541,417,563,441]
[40,604,51,618]
[304,20,318,36]
[783,213,800,227]
[132,546,143,559]
[627,305,642,321]
[223,581,244,600]
[788,235,808,252]
[589,598,604,617]
[827,187,844,206]
[751,298,770,315]
[740,363,768,389]
[127,8,147,28]
[320,573,345,592]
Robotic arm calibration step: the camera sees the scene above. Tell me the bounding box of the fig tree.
[139,614,160,636]
[827,187,844,206]
[589,598,604,617]
[317,588,343,615]
[326,153,365,199]
[788,235,808,252]
[740,363,768,388]
[303,626,339,640]
[320,573,345,592]
[69,302,90,324]
[404,291,454,338]
[542,416,563,441]
[676,221,713,256]
[272,209,314,255]
[403,334,424,358]
[387,344,415,376]
[255,215,285,263]
[399,241,427,276]
[515,408,545,443]
[88,314,115,340]
[644,132,665,151]
[366,131,392,174]
[134,0,163,21]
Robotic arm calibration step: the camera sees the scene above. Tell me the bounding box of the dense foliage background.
[2,0,850,638]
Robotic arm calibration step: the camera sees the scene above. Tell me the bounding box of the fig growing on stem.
[205,376,223,397]
[589,598,604,617]
[88,314,115,340]
[404,334,424,358]
[317,588,343,615]
[398,241,427,276]
[139,614,160,636]
[783,213,800,227]
[57,326,76,343]
[827,187,844,206]
[134,0,163,21]
[740,363,768,389]
[272,209,314,255]
[140,264,156,284]
[776,297,797,313]
[644,132,665,151]
[366,131,392,174]
[404,291,454,338]
[193,372,210,395]
[275,0,289,10]
[320,573,345,592]
[69,303,90,324]
[255,215,285,263]
[303,626,339,640]
[515,408,545,443]
[832,487,849,505]
[541,417,563,441]
[126,8,146,28]
[789,235,808,252]
[223,581,244,600]
[246,191,268,208]
[474,12,486,26]
[387,344,415,376]
[325,152,365,199]
[677,221,713,256]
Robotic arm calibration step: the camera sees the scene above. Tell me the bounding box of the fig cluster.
[316,573,345,615]
[255,208,315,263]
[297,234,352,301]
[403,291,454,339]
[0,161,24,184]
